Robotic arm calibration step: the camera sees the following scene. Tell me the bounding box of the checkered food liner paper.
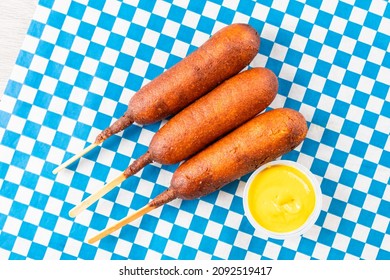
[0,0,389,260]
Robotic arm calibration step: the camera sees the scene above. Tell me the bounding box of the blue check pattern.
[0,0,389,260]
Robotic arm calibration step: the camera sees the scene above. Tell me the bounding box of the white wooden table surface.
[0,1,37,99]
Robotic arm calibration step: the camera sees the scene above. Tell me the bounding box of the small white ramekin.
[243,160,322,239]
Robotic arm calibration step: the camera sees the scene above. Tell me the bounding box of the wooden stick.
[88,189,176,243]
[69,153,153,217]
[69,173,127,217]
[52,143,99,174]
[88,204,156,244]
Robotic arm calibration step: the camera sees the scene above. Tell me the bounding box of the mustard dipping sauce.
[247,164,316,233]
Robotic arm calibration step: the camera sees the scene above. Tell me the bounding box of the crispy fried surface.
[170,108,308,200]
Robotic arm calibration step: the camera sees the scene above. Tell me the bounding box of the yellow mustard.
[247,164,316,233]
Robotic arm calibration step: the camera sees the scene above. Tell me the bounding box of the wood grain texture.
[0,1,37,98]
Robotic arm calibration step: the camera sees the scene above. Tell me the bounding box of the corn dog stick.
[52,143,99,174]
[88,204,156,244]
[88,189,176,244]
[69,173,127,217]
[69,153,152,217]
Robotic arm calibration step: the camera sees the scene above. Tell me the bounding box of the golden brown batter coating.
[123,67,277,178]
[149,67,278,165]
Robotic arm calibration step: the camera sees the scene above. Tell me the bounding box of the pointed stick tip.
[87,236,99,244]
[68,209,77,218]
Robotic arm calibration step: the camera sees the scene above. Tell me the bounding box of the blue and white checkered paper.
[0,0,389,260]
